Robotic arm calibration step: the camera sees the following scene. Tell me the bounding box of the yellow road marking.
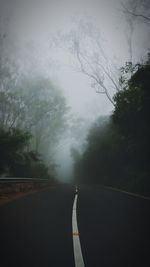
[73,232,79,236]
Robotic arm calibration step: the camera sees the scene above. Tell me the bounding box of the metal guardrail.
[0,177,52,195]
[0,177,51,183]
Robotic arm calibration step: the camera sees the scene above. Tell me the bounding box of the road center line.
[72,187,85,267]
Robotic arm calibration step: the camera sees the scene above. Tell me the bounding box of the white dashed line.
[72,187,85,267]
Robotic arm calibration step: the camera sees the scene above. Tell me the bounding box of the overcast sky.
[11,0,117,118]
[1,0,149,120]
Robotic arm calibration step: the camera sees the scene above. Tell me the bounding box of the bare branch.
[76,47,107,92]
[123,4,150,22]
[126,10,150,21]
[75,42,115,106]
[96,62,120,92]
[73,36,115,106]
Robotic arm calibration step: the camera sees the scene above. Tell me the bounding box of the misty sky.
[1,0,150,181]
[1,0,149,119]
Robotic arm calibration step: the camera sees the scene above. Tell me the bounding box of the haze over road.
[0,185,150,267]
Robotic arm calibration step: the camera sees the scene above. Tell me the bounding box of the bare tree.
[66,22,121,106]
[122,0,150,22]
[122,1,140,64]
[121,0,150,77]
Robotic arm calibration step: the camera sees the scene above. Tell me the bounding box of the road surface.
[77,185,150,267]
[0,185,75,267]
[0,185,150,266]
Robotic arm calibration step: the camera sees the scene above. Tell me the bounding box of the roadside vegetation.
[0,34,68,180]
[73,57,150,197]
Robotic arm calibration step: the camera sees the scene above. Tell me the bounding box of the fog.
[0,0,150,182]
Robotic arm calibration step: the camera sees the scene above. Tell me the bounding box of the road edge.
[102,185,150,201]
[0,186,55,207]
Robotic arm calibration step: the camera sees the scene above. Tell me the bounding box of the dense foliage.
[74,60,150,196]
[0,128,55,179]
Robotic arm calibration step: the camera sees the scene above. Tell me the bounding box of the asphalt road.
[0,185,150,267]
[77,185,150,267]
[0,185,75,267]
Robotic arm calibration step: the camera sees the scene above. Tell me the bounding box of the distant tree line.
[0,76,68,179]
[0,33,68,179]
[0,75,68,179]
[73,56,150,196]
